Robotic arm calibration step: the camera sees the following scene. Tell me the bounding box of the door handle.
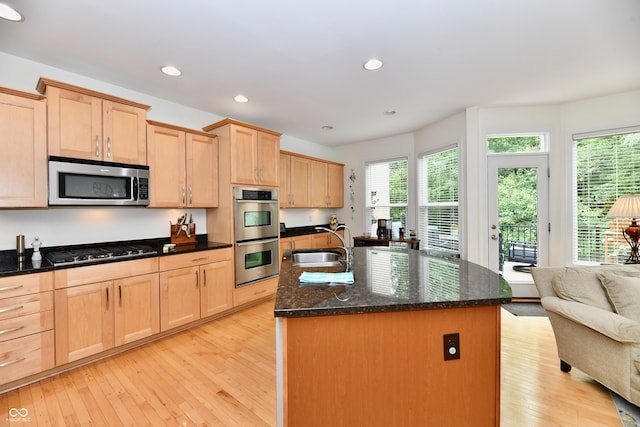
[491,235,498,240]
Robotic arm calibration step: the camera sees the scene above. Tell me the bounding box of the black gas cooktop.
[45,244,157,266]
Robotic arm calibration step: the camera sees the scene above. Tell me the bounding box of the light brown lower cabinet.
[54,259,160,365]
[0,272,54,385]
[159,248,233,331]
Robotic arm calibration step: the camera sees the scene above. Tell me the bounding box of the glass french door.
[487,154,549,298]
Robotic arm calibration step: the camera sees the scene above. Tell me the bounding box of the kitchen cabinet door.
[114,273,160,346]
[40,79,149,165]
[160,266,201,331]
[279,153,292,208]
[186,132,218,207]
[55,281,114,365]
[200,260,233,318]
[147,124,187,207]
[230,124,258,185]
[0,89,48,207]
[326,163,344,208]
[310,160,328,207]
[46,86,102,160]
[290,155,310,207]
[257,131,279,186]
[102,100,147,165]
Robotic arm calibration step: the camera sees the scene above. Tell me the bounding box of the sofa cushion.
[551,268,613,311]
[598,273,640,323]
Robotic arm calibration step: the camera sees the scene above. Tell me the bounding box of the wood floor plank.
[0,300,625,426]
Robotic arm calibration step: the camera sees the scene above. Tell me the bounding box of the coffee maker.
[377,219,387,239]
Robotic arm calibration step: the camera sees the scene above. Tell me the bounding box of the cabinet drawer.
[55,257,159,289]
[233,276,277,306]
[0,310,53,343]
[0,330,54,385]
[0,272,53,299]
[159,248,232,271]
[0,291,53,321]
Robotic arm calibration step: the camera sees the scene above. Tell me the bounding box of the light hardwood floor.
[0,300,622,426]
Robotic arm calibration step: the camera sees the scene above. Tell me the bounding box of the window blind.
[573,130,640,263]
[418,146,459,254]
[365,158,408,236]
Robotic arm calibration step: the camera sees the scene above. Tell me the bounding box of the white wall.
[335,133,415,237]
[0,52,321,250]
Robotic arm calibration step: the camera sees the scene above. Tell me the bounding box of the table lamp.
[606,194,640,264]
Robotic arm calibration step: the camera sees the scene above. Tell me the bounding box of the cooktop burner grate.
[45,244,157,266]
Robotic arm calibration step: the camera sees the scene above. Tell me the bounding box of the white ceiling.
[1,0,639,146]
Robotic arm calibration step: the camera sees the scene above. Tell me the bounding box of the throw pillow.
[597,273,640,323]
[551,268,613,311]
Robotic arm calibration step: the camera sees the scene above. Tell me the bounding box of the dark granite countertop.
[279,224,338,238]
[274,246,511,318]
[0,234,232,278]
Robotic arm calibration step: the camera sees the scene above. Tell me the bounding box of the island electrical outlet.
[443,333,460,361]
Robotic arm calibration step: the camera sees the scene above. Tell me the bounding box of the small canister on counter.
[16,234,25,262]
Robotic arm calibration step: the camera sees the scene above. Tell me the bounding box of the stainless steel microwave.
[48,156,150,206]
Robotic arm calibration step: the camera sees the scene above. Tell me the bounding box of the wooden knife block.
[170,223,196,246]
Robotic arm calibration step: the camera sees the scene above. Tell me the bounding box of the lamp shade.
[607,194,640,219]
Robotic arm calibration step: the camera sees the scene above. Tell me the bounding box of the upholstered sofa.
[531,264,640,406]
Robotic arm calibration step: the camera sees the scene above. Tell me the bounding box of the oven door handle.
[234,199,277,204]
[236,238,279,247]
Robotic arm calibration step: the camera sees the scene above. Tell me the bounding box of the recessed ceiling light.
[161,65,182,77]
[0,3,24,21]
[384,110,397,115]
[321,125,334,130]
[234,95,249,103]
[363,58,384,71]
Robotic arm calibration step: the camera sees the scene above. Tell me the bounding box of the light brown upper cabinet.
[147,121,218,208]
[0,86,47,207]
[37,78,149,165]
[203,118,280,187]
[280,152,311,208]
[281,151,344,209]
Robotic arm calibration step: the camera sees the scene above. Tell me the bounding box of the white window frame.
[364,157,409,238]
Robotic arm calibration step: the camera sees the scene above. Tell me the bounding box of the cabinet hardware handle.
[189,187,193,204]
[0,305,24,314]
[106,287,109,308]
[95,135,100,157]
[191,257,209,262]
[203,270,206,286]
[182,186,186,205]
[254,289,267,296]
[260,168,264,182]
[107,137,111,158]
[0,284,22,293]
[195,271,199,288]
[119,285,122,306]
[255,167,260,183]
[0,325,24,335]
[0,357,26,368]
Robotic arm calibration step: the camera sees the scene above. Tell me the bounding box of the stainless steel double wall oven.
[233,187,279,286]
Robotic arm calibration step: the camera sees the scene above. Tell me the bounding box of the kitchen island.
[274,246,511,427]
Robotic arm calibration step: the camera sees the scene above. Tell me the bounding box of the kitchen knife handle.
[95,135,100,157]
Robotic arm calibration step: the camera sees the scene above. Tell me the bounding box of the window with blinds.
[365,158,408,236]
[418,146,459,254]
[573,127,640,263]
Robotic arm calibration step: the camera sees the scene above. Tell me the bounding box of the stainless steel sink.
[291,250,343,267]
